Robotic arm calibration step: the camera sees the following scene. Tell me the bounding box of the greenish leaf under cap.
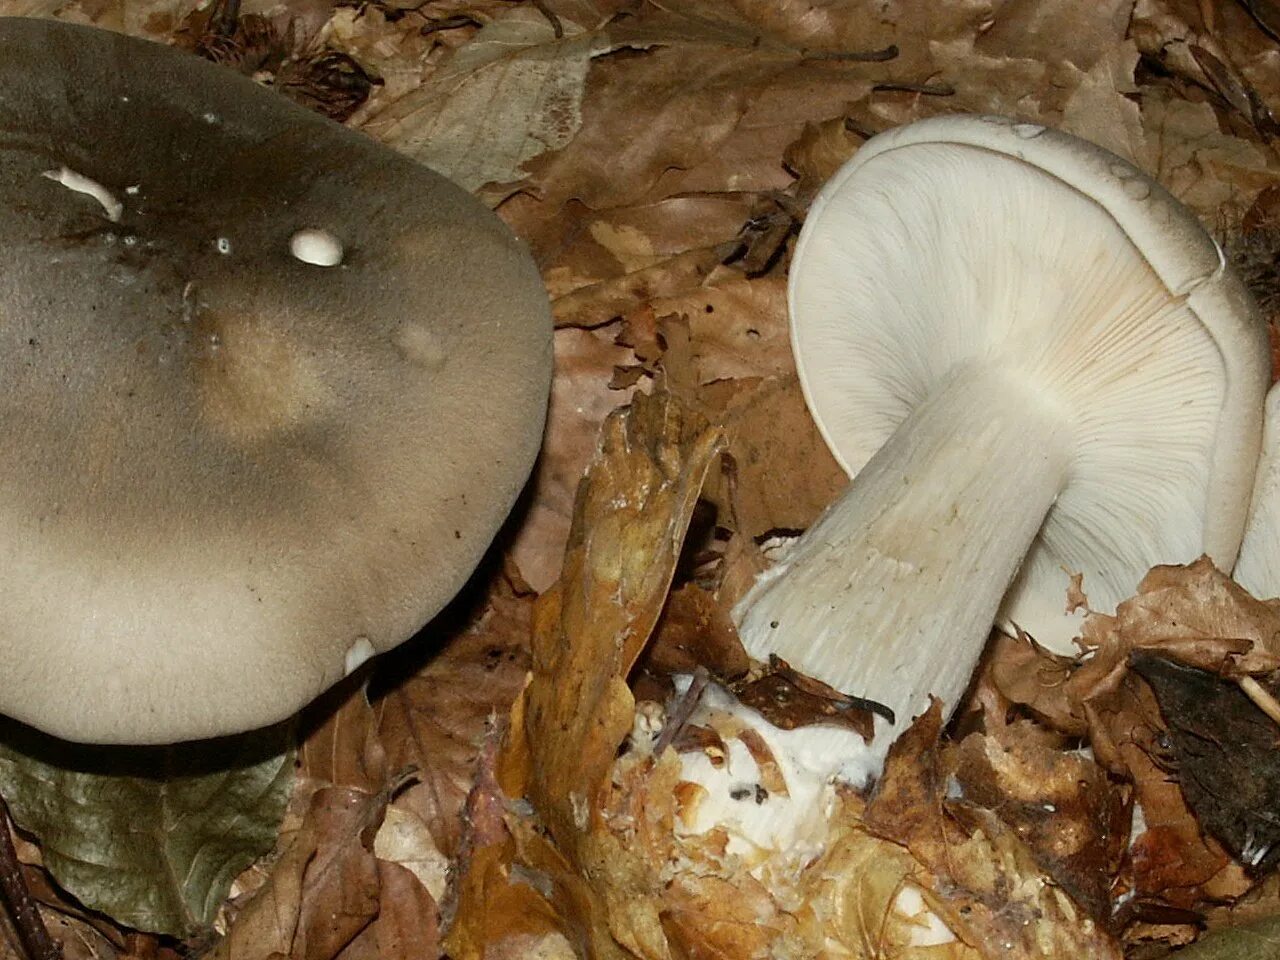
[1176,915,1280,960]
[0,720,294,936]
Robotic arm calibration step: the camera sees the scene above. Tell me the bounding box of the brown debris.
[733,655,885,741]
[1130,653,1280,875]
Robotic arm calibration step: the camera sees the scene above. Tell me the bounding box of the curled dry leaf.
[373,575,534,858]
[866,705,1124,959]
[512,389,726,860]
[213,786,384,960]
[951,724,1130,920]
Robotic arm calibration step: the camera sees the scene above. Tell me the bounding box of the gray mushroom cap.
[0,18,553,744]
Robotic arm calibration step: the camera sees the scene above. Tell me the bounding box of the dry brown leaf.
[1072,559,1280,708]
[368,861,440,959]
[1132,0,1280,139]
[518,34,879,212]
[986,631,1086,735]
[1136,87,1278,224]
[508,326,637,592]
[372,806,449,904]
[519,196,755,329]
[951,725,1130,920]
[299,687,389,795]
[975,0,1135,71]
[639,582,751,680]
[783,114,866,201]
[866,704,1124,959]
[367,5,617,192]
[683,374,846,539]
[650,273,794,384]
[213,787,384,960]
[374,577,534,858]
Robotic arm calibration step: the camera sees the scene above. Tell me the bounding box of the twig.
[530,0,564,39]
[654,668,710,757]
[419,14,481,36]
[800,43,898,63]
[1240,676,1280,727]
[873,80,955,96]
[0,798,58,960]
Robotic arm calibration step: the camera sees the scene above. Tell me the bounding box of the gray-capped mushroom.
[0,18,553,744]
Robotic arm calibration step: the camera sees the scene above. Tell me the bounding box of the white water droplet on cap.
[344,636,376,676]
[289,228,344,267]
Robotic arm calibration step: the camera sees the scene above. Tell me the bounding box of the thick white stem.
[734,362,1071,779]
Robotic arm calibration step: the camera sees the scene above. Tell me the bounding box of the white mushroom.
[1234,383,1280,596]
[730,115,1267,784]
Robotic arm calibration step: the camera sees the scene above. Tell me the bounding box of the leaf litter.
[6,0,1280,958]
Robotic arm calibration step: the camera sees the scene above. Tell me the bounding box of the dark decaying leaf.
[731,655,882,740]
[636,582,750,681]
[1131,653,1280,875]
[866,703,1125,959]
[951,724,1130,921]
[0,721,293,937]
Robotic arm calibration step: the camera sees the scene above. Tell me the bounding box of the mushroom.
[728,115,1267,782]
[1234,383,1280,597]
[0,18,553,744]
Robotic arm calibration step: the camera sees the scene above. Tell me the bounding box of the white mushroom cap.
[733,115,1266,782]
[1234,383,1280,597]
[789,115,1266,653]
[0,19,553,744]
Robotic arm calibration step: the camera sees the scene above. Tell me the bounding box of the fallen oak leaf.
[211,785,387,960]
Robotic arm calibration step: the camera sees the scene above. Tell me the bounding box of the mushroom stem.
[734,361,1071,780]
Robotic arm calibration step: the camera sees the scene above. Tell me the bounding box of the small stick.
[0,797,58,960]
[654,668,710,757]
[800,43,898,63]
[530,0,564,39]
[1240,676,1280,727]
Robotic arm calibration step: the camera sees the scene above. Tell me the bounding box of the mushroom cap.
[789,114,1267,653]
[1234,382,1280,598]
[0,18,553,743]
